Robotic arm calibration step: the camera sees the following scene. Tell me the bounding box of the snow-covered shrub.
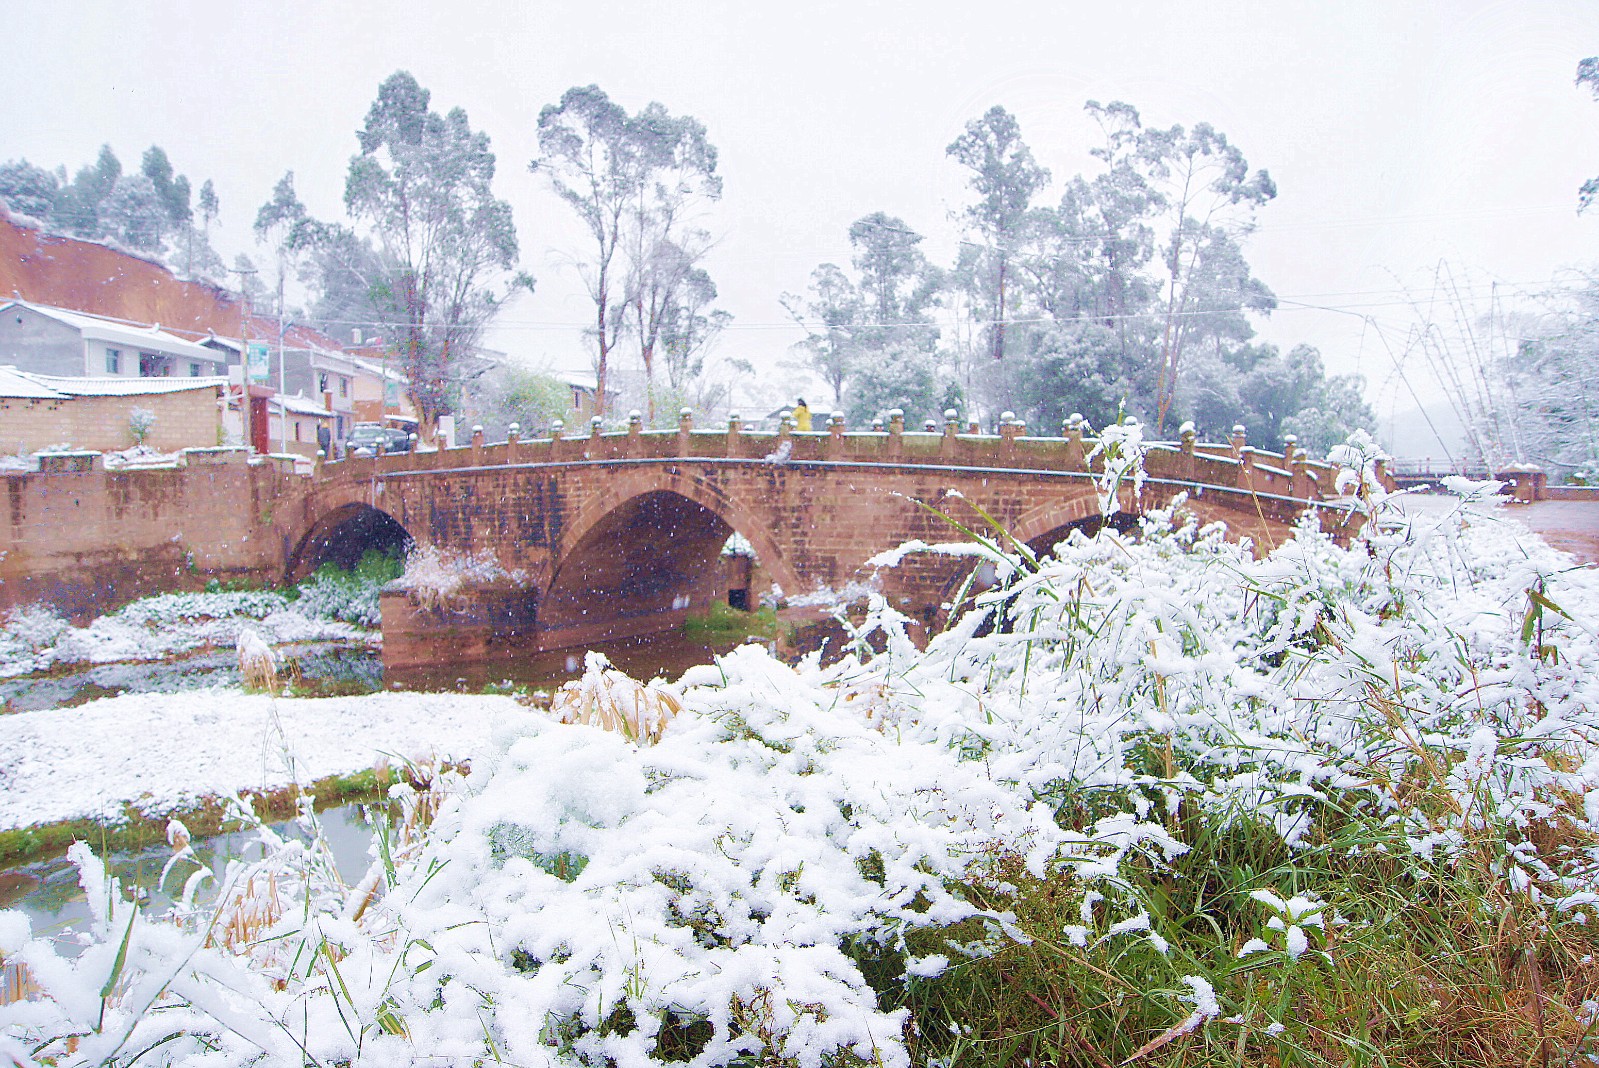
[0,603,69,675]
[292,550,402,627]
[392,544,526,613]
[128,407,156,447]
[7,484,1599,1064]
[1085,413,1147,516]
[549,651,682,743]
[0,588,363,676]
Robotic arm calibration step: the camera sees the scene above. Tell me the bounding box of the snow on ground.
[9,482,1599,1066]
[0,587,375,679]
[0,689,522,831]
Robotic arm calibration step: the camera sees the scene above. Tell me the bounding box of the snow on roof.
[19,370,228,397]
[1,300,223,363]
[271,392,333,417]
[0,365,66,399]
[551,369,601,390]
[346,353,408,382]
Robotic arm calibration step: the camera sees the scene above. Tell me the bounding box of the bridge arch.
[287,502,413,582]
[539,477,801,650]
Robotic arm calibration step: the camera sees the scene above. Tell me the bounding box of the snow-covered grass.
[0,690,509,833]
[0,555,402,679]
[6,489,1599,1065]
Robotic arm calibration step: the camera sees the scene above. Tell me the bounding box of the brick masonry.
[0,423,1359,661]
[0,387,225,455]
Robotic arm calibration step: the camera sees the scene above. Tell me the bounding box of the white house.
[0,300,229,380]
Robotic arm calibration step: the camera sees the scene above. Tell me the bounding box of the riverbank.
[0,689,521,861]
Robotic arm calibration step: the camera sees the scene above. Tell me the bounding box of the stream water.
[0,806,377,958]
[0,627,764,947]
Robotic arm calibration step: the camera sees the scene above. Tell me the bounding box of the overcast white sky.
[5,0,1598,436]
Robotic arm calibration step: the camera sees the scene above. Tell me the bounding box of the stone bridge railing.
[321,410,1374,507]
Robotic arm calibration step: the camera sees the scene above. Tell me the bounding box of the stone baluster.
[507,422,521,464]
[550,419,565,462]
[999,410,1021,461]
[1229,423,1247,460]
[1286,437,1312,499]
[678,407,694,457]
[1239,444,1256,492]
[1179,419,1197,482]
[627,409,643,456]
[1065,414,1086,471]
[471,424,484,464]
[968,416,981,435]
[827,411,845,459]
[941,407,959,459]
[726,412,742,459]
[887,408,904,461]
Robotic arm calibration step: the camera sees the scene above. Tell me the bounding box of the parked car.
[347,423,413,455]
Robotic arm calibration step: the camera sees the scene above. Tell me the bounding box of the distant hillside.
[0,210,350,355]
[0,209,240,342]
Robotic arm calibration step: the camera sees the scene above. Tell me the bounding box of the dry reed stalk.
[211,869,284,953]
[0,956,40,1006]
[550,661,681,744]
[237,627,280,694]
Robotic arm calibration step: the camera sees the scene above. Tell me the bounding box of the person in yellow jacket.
[792,398,812,432]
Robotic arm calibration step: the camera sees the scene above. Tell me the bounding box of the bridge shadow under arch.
[539,489,786,651]
[288,503,413,582]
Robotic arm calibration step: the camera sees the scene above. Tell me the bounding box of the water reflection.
[383,630,762,694]
[5,806,375,956]
[1,631,766,714]
[0,642,384,713]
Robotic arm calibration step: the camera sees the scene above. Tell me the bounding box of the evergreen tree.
[0,159,58,220]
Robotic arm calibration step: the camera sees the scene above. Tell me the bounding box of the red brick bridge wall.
[288,417,1358,667]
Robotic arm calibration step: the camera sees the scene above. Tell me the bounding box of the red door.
[250,396,270,454]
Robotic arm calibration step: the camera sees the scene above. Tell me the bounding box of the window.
[318,372,329,394]
[105,348,121,374]
[189,362,202,377]
[339,376,349,398]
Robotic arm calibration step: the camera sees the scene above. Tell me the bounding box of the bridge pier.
[379,583,539,671]
[378,553,763,670]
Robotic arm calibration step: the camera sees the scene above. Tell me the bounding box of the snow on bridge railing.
[325,412,1365,505]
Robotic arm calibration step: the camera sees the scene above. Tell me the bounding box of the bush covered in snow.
[6,490,1599,1064]
[391,544,527,613]
[0,580,378,678]
[291,550,404,628]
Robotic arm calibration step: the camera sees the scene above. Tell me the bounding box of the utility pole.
[226,265,259,453]
[276,269,288,454]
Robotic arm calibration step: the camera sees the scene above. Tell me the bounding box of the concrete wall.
[0,306,86,376]
[0,387,225,454]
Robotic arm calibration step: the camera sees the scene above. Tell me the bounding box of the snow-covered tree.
[0,159,58,220]
[100,173,167,252]
[947,106,1051,363]
[345,71,526,439]
[532,85,724,419]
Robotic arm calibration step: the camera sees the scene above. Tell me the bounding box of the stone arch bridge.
[287,415,1367,669]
